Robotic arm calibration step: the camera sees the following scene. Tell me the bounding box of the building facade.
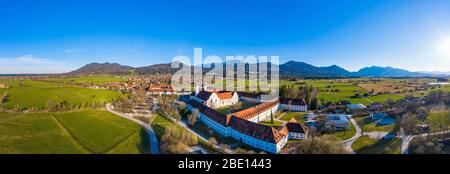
[279,98,308,112]
[192,91,239,108]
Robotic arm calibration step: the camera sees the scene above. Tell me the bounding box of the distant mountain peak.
[67,62,135,75]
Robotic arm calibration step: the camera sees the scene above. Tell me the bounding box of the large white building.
[325,114,350,130]
[279,98,308,112]
[192,90,239,108]
[186,93,309,154]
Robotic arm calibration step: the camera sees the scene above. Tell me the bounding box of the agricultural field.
[0,110,148,154]
[351,136,401,154]
[45,76,127,85]
[0,79,122,110]
[280,79,406,105]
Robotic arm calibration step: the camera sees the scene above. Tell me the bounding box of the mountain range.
[67,61,444,78]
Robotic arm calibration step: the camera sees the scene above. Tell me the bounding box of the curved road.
[338,116,362,154]
[106,104,160,154]
[400,130,449,154]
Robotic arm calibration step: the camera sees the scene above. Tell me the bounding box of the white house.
[192,90,239,108]
[285,118,309,140]
[279,98,308,112]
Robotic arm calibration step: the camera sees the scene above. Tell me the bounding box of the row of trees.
[112,96,135,113]
[279,84,322,110]
[160,129,198,154]
[1,92,9,104]
[409,135,449,154]
[45,99,106,112]
[426,90,450,105]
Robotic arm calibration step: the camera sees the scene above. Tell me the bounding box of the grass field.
[0,110,148,154]
[280,112,306,123]
[330,121,356,141]
[352,136,401,154]
[0,80,122,110]
[355,116,394,132]
[280,79,402,105]
[428,112,450,131]
[45,76,127,85]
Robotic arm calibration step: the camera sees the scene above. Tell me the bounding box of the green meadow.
[46,76,127,85]
[0,110,148,154]
[352,136,401,154]
[280,79,403,105]
[0,79,122,110]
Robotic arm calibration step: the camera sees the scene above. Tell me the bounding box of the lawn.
[355,116,394,132]
[352,136,401,154]
[280,112,306,123]
[330,121,356,141]
[215,102,254,114]
[428,112,450,127]
[0,110,148,154]
[46,76,127,85]
[0,80,122,110]
[428,112,450,131]
[259,120,284,127]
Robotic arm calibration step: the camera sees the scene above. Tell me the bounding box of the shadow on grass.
[355,137,401,154]
[138,127,150,154]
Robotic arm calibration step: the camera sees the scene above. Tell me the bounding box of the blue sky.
[1,0,450,73]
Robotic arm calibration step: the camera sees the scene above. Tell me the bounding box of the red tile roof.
[215,91,234,100]
[148,84,174,92]
[232,100,279,120]
[228,116,287,143]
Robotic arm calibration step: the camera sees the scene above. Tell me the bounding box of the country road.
[106,104,160,154]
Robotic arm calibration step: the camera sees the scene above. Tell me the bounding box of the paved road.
[339,116,362,154]
[106,104,160,154]
[400,130,450,154]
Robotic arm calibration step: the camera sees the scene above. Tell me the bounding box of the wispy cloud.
[0,55,61,65]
